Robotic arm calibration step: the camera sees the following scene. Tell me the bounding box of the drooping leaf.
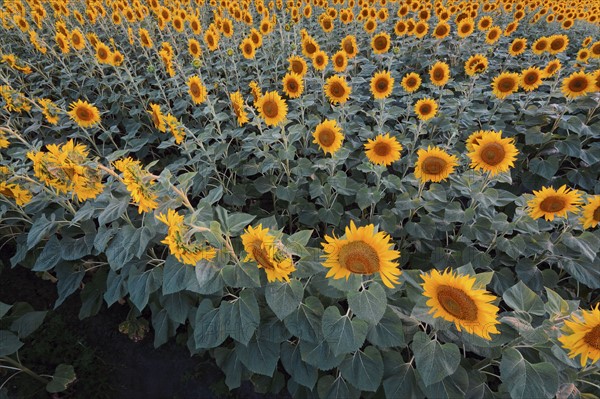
[411,331,461,386]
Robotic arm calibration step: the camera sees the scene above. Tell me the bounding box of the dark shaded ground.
[0,253,285,399]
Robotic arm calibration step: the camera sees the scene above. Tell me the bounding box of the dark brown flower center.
[593,206,600,222]
[263,100,278,118]
[437,285,478,321]
[374,36,388,50]
[244,44,252,54]
[190,83,200,97]
[535,41,547,50]
[76,106,92,121]
[291,61,303,74]
[525,72,539,84]
[376,78,388,92]
[488,30,498,40]
[335,56,344,67]
[433,68,444,80]
[568,77,588,93]
[343,41,355,54]
[422,156,446,174]
[481,142,506,166]
[305,41,316,54]
[287,80,298,92]
[373,142,391,156]
[461,24,471,33]
[330,81,344,97]
[318,129,335,146]
[419,104,432,115]
[406,77,417,87]
[339,241,380,274]
[252,245,275,270]
[540,196,566,213]
[513,42,523,51]
[499,77,516,92]
[584,325,600,350]
[550,38,564,50]
[435,25,447,35]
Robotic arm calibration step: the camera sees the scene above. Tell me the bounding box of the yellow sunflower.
[70,29,86,51]
[288,55,308,77]
[492,72,520,99]
[527,185,583,221]
[544,59,562,77]
[0,182,32,206]
[432,21,450,39]
[55,33,70,54]
[532,37,549,54]
[148,103,167,132]
[414,146,458,182]
[256,91,287,126]
[370,70,394,99]
[324,75,351,104]
[429,61,450,86]
[312,50,328,71]
[139,28,153,48]
[464,54,489,76]
[457,18,475,38]
[485,26,502,44]
[68,100,100,128]
[95,42,111,64]
[301,36,319,59]
[577,49,590,63]
[414,98,438,121]
[562,71,593,99]
[230,91,249,126]
[38,98,60,125]
[548,34,569,54]
[591,41,600,58]
[520,66,545,91]
[580,196,600,229]
[332,50,348,72]
[313,119,344,155]
[188,75,207,105]
[371,32,390,54]
[401,72,421,93]
[241,224,296,283]
[558,304,600,367]
[282,72,304,99]
[341,35,358,58]
[467,130,519,176]
[239,37,255,59]
[466,130,486,152]
[321,221,401,288]
[364,133,402,166]
[188,39,202,58]
[508,38,527,56]
[421,269,500,340]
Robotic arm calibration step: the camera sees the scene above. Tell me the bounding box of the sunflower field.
[1,0,600,396]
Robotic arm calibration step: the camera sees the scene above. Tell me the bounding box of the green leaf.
[529,157,559,180]
[10,311,47,339]
[0,330,23,356]
[162,257,195,295]
[265,280,304,320]
[280,342,318,390]
[317,375,360,399]
[150,305,173,348]
[54,264,85,309]
[236,336,280,377]
[32,236,62,271]
[284,230,313,256]
[98,195,129,225]
[562,232,599,262]
[214,348,243,390]
[299,339,345,371]
[544,288,570,317]
[503,281,545,316]
[161,292,193,324]
[339,346,384,392]
[127,266,162,311]
[383,364,423,399]
[499,348,558,399]
[194,299,227,349]
[79,268,107,320]
[411,331,461,386]
[221,262,261,288]
[223,289,259,345]
[420,365,469,399]
[0,302,12,319]
[27,214,57,249]
[60,236,91,261]
[194,260,224,295]
[347,282,387,325]
[321,306,369,357]
[46,364,76,393]
[366,306,406,348]
[284,296,324,343]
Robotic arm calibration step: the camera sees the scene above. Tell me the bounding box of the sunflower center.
[374,37,387,50]
[305,42,316,54]
[190,83,200,96]
[0,186,14,197]
[152,111,160,126]
[419,104,432,115]
[76,106,92,121]
[525,72,539,84]
[344,42,355,54]
[433,68,444,80]
[481,142,506,166]
[499,77,516,92]
[551,39,564,50]
[373,141,391,156]
[535,42,546,50]
[318,129,335,147]
[98,48,108,59]
[338,241,380,274]
[539,196,566,213]
[287,80,298,91]
[263,100,278,118]
[406,77,416,87]
[593,206,600,221]
[489,31,498,39]
[461,24,470,33]
[584,325,600,350]
[513,42,523,51]
[376,78,388,92]
[244,44,252,53]
[292,61,303,74]
[422,156,446,175]
[330,82,344,97]
[251,245,275,270]
[568,77,588,93]
[437,285,478,321]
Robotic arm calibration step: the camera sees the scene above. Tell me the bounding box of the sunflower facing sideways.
[256,91,287,126]
[467,130,519,176]
[527,185,583,221]
[508,38,527,56]
[364,133,402,166]
[241,224,296,283]
[370,70,394,99]
[68,100,100,128]
[313,119,344,155]
[187,75,207,104]
[324,75,351,104]
[230,91,249,126]
[414,146,458,183]
[421,269,500,340]
[321,221,401,288]
[580,196,600,229]
[558,304,600,367]
[288,55,308,77]
[148,103,167,132]
[38,98,60,125]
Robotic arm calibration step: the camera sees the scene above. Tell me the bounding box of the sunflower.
[577,49,590,63]
[527,185,583,221]
[548,34,569,54]
[249,81,262,104]
[148,103,167,132]
[55,33,70,54]
[421,269,500,340]
[477,16,493,30]
[520,66,545,91]
[239,37,255,59]
[364,133,402,165]
[364,18,377,34]
[591,41,600,58]
[432,21,450,39]
[467,130,518,176]
[558,304,600,367]
[464,54,489,76]
[111,51,124,67]
[139,28,153,48]
[282,72,304,98]
[370,70,394,99]
[332,50,348,72]
[188,38,202,58]
[312,50,328,71]
[457,18,475,38]
[204,29,219,51]
[68,100,100,128]
[321,221,401,288]
[114,158,158,213]
[230,91,249,126]
[187,75,207,104]
[465,130,486,152]
[413,21,429,38]
[532,37,549,54]
[401,72,421,93]
[288,55,308,76]
[0,182,32,206]
[256,91,287,126]
[485,26,502,44]
[506,39,526,57]
[414,146,458,182]
[394,20,408,36]
[70,29,85,50]
[341,35,358,58]
[504,21,519,36]
[492,72,520,99]
[312,119,344,155]
[544,59,562,77]
[301,36,319,59]
[324,75,351,104]
[38,98,60,125]
[250,28,263,48]
[414,98,438,121]
[95,42,111,64]
[429,61,450,86]
[561,71,593,99]
[577,196,600,230]
[371,32,390,54]
[241,224,296,283]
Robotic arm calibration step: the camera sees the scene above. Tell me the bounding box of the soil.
[0,249,285,399]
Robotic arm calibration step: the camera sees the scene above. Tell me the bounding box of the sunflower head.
[188,75,207,105]
[341,35,358,58]
[312,50,328,71]
[321,221,401,288]
[562,71,593,99]
[520,66,545,91]
[324,75,351,104]
[401,72,421,93]
[332,50,348,72]
[544,59,562,77]
[414,98,438,121]
[282,72,304,98]
[239,37,256,59]
[558,304,600,366]
[230,91,249,126]
[371,32,390,54]
[148,103,167,132]
[433,21,450,39]
[241,224,295,283]
[580,196,600,230]
[429,61,450,86]
[312,119,344,155]
[370,70,394,99]
[414,146,458,183]
[527,185,583,221]
[467,130,519,176]
[492,72,520,99]
[256,91,288,126]
[364,133,403,166]
[68,100,101,128]
[509,38,527,56]
[288,55,308,76]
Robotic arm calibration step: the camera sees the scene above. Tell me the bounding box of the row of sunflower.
[1,0,600,396]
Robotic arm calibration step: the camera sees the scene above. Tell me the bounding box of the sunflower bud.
[226,48,234,56]
[146,65,155,73]
[192,58,202,68]
[393,46,400,54]
[284,23,291,31]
